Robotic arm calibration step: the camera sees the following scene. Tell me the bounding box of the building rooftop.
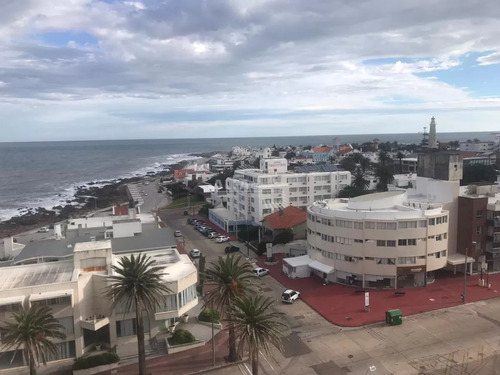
[0,261,74,291]
[294,165,339,173]
[263,206,307,229]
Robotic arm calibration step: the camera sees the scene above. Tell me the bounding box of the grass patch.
[166,195,204,210]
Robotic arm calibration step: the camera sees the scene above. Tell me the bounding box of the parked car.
[38,227,49,233]
[216,235,230,243]
[207,231,219,239]
[253,267,269,277]
[224,245,240,254]
[281,289,300,304]
[199,226,210,233]
[190,249,202,258]
[174,230,182,237]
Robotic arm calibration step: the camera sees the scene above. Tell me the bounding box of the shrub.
[168,329,196,345]
[73,352,120,370]
[198,308,220,323]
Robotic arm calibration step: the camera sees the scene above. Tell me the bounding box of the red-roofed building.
[262,206,307,240]
[310,146,335,162]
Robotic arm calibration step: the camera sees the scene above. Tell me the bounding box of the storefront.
[397,266,426,288]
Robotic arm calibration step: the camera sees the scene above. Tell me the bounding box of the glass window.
[354,222,363,229]
[387,240,396,247]
[365,222,375,229]
[376,240,386,247]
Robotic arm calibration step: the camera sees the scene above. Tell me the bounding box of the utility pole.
[211,299,215,366]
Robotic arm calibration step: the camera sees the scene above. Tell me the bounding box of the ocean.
[0,131,495,222]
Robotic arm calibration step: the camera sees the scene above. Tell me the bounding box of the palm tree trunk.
[135,303,146,375]
[228,321,237,362]
[251,347,259,375]
[28,352,36,375]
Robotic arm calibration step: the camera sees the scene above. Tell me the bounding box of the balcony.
[80,315,110,331]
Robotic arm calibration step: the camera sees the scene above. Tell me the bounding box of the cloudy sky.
[1,0,500,141]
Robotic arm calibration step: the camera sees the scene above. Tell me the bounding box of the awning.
[0,296,25,307]
[283,255,311,267]
[447,253,475,266]
[29,289,73,302]
[309,260,334,274]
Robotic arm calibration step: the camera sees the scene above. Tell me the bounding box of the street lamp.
[462,241,477,303]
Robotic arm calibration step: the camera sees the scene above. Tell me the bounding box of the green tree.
[339,155,357,172]
[396,151,405,174]
[204,255,255,362]
[105,253,172,375]
[1,305,65,375]
[226,294,286,375]
[351,168,369,191]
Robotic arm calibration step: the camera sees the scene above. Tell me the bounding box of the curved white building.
[293,191,449,289]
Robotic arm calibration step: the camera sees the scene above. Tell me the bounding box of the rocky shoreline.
[0,159,192,239]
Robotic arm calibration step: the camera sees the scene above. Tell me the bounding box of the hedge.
[73,352,120,370]
[168,329,196,346]
[198,308,220,323]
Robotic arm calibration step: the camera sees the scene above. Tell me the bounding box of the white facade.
[225,158,351,224]
[304,190,449,289]
[0,216,197,374]
[460,141,495,152]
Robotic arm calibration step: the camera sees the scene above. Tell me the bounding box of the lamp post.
[462,241,476,303]
[211,299,215,366]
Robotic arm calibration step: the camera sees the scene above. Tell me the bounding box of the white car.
[253,267,269,277]
[281,289,300,304]
[38,227,49,233]
[174,230,182,237]
[216,235,230,243]
[190,249,201,258]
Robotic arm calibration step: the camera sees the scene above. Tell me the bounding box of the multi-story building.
[295,190,449,289]
[0,208,197,374]
[460,141,495,153]
[224,158,351,225]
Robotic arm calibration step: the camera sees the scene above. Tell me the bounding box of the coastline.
[0,159,194,239]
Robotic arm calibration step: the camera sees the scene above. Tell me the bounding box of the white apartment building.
[460,141,495,153]
[285,190,449,289]
[225,158,351,225]
[0,210,197,374]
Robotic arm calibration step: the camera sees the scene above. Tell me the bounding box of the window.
[477,210,483,219]
[400,221,417,229]
[429,218,435,226]
[365,222,375,229]
[377,240,386,247]
[263,209,271,214]
[48,341,76,361]
[376,258,395,265]
[32,296,71,307]
[289,187,297,192]
[81,257,106,272]
[407,239,417,246]
[398,257,416,264]
[398,239,407,246]
[419,220,427,228]
[116,318,150,338]
[335,220,352,228]
[336,237,353,245]
[354,222,363,230]
[476,226,482,235]
[387,240,396,247]
[0,303,21,313]
[57,317,74,335]
[262,189,271,195]
[354,239,364,243]
[377,222,387,230]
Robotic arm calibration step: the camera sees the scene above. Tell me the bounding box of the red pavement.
[256,254,500,327]
[97,331,230,375]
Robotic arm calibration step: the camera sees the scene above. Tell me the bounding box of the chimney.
[429,117,437,149]
[1,237,14,258]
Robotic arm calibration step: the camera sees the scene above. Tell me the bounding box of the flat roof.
[0,261,74,291]
[74,240,111,252]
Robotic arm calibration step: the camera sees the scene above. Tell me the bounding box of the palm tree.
[396,151,405,174]
[204,254,255,362]
[351,168,369,191]
[226,294,287,375]
[1,305,65,375]
[105,253,172,375]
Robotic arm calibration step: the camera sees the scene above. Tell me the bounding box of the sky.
[1,0,500,141]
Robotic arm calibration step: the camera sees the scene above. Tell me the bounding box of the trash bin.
[183,210,188,216]
[385,309,402,326]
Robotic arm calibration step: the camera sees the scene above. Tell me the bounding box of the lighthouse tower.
[429,117,437,149]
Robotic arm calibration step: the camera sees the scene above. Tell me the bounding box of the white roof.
[29,289,73,302]
[283,255,312,267]
[309,260,334,274]
[447,253,475,266]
